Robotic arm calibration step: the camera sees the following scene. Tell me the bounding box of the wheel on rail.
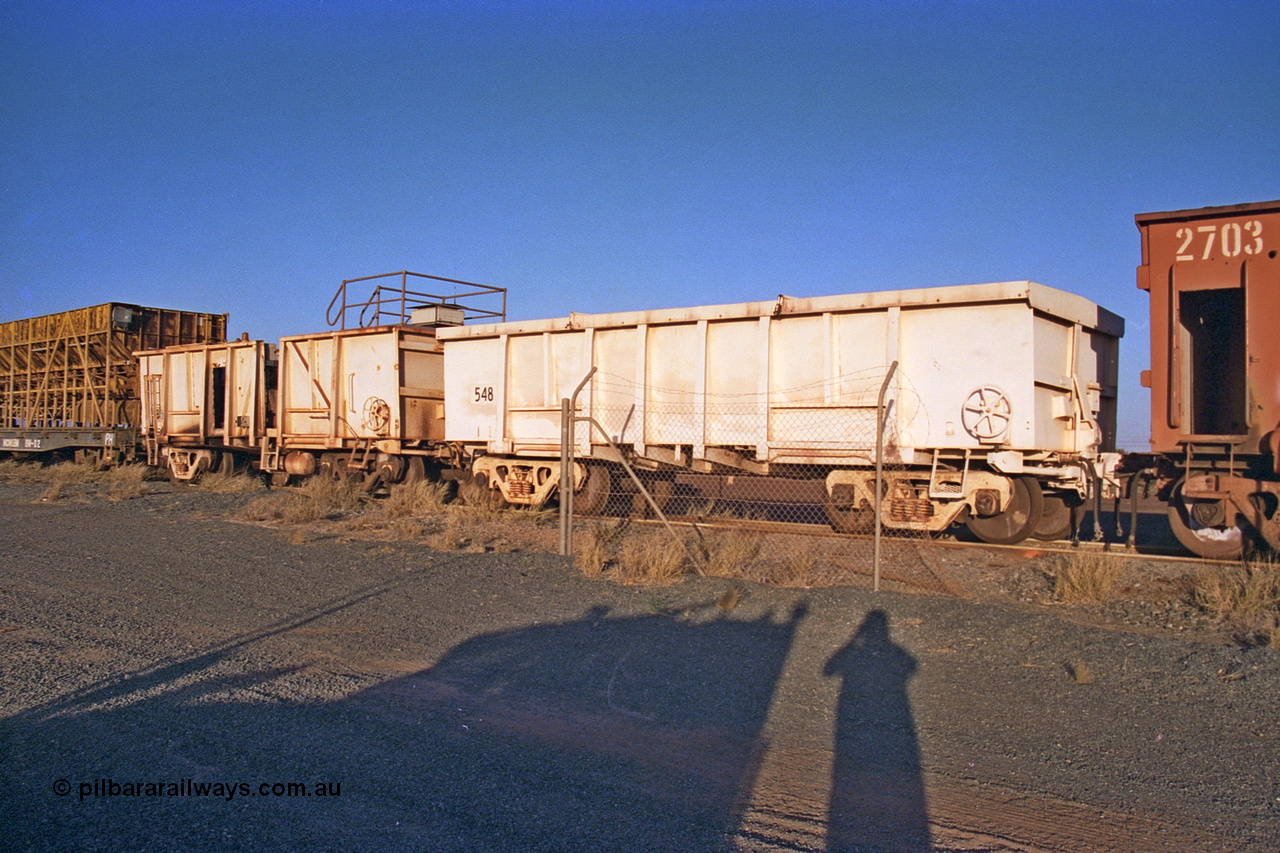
[628,474,674,518]
[1031,495,1078,542]
[967,476,1044,545]
[574,463,611,516]
[1166,477,1248,560]
[466,472,507,510]
[823,492,875,534]
[214,451,236,477]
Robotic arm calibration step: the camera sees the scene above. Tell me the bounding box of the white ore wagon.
[438,282,1123,544]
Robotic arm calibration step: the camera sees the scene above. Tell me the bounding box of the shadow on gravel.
[825,609,930,853]
[4,600,836,852]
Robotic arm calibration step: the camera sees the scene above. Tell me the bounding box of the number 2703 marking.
[1175,220,1263,261]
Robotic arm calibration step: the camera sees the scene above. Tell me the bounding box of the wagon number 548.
[473,385,495,403]
[1175,220,1264,261]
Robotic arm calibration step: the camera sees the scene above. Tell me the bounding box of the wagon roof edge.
[1135,199,1280,225]
[437,281,1123,339]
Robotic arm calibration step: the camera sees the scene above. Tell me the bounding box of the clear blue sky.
[2,0,1277,449]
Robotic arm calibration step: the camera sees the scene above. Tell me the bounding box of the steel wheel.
[1167,478,1246,560]
[401,455,426,485]
[823,490,875,534]
[574,464,611,516]
[468,472,506,509]
[967,476,1044,545]
[629,475,674,518]
[1031,495,1076,542]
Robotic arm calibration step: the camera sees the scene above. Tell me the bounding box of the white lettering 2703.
[1175,220,1263,261]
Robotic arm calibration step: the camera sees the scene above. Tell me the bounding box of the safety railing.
[325,271,507,330]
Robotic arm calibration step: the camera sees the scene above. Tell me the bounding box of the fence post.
[559,368,597,558]
[874,360,899,592]
[559,396,571,556]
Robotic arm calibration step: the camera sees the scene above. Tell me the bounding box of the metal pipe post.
[874,360,899,592]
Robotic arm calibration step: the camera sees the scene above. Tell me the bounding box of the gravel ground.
[1,481,1278,852]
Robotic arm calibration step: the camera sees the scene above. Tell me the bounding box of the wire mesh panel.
[565,367,957,595]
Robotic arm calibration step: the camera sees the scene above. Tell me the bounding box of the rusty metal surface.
[1136,200,1280,458]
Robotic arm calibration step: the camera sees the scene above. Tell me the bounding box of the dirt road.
[2,484,1277,851]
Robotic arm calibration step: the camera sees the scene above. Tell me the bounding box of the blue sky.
[2,0,1277,449]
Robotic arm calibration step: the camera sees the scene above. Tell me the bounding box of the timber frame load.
[0,303,226,463]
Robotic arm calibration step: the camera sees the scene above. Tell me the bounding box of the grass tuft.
[1066,660,1095,684]
[576,519,629,577]
[382,480,451,518]
[619,532,689,585]
[429,514,467,551]
[1188,556,1280,648]
[698,530,762,578]
[1052,550,1123,604]
[241,476,363,525]
[106,481,151,501]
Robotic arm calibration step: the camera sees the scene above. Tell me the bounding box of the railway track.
[619,512,1210,565]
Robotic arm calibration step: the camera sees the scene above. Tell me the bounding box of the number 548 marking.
[473,385,495,403]
[1175,220,1263,261]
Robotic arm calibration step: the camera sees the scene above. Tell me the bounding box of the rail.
[325,271,507,330]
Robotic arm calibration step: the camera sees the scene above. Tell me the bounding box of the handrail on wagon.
[325,270,507,330]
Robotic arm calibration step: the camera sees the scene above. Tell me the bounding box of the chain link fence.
[558,365,959,595]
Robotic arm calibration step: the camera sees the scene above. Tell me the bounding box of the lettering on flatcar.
[1174,220,1264,261]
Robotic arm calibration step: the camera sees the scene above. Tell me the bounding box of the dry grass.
[0,459,50,484]
[1065,660,1095,684]
[2,457,160,487]
[1188,557,1280,648]
[243,476,365,525]
[106,481,152,501]
[37,482,64,502]
[618,532,689,585]
[456,477,505,520]
[382,481,451,517]
[698,530,762,578]
[575,520,629,577]
[1052,550,1123,604]
[780,544,820,587]
[429,513,467,551]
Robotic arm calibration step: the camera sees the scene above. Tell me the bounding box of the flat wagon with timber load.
[0,303,226,466]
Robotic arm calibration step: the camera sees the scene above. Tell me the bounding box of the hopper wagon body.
[440,281,1123,544]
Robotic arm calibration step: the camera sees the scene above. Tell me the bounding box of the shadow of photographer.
[824,609,930,852]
